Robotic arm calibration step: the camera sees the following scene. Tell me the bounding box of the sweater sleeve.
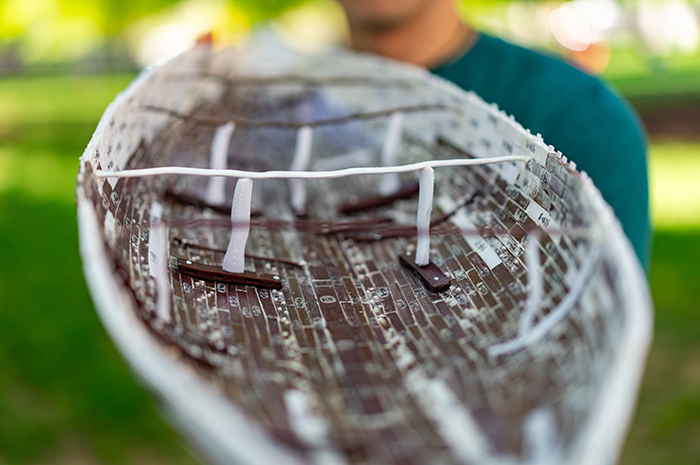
[543,80,651,267]
[432,34,651,267]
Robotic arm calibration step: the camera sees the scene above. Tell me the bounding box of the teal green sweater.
[433,34,650,267]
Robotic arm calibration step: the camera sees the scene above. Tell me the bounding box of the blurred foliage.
[2,0,242,36]
[2,0,700,82]
[0,0,171,37]
[0,0,307,69]
[0,0,304,40]
[229,0,307,22]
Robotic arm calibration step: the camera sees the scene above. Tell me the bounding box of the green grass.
[649,142,700,229]
[1,73,699,464]
[604,47,700,102]
[0,77,198,464]
[0,194,197,465]
[0,74,138,126]
[622,229,700,465]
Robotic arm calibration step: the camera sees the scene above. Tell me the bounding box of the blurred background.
[1,0,699,463]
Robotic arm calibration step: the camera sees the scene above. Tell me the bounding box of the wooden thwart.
[178,258,283,289]
[399,250,451,292]
[165,189,231,214]
[339,180,419,214]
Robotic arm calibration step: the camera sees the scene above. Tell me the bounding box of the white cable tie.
[415,166,434,266]
[148,202,171,323]
[155,222,171,323]
[148,201,163,277]
[518,231,542,337]
[488,245,602,357]
[379,112,403,196]
[205,122,236,205]
[222,178,253,273]
[524,408,560,465]
[288,125,313,215]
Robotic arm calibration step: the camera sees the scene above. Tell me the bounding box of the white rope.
[415,167,434,266]
[205,122,235,205]
[222,178,253,273]
[95,155,531,180]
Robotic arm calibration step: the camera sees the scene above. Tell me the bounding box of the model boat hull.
[77,34,652,465]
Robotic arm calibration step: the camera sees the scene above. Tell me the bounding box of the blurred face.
[336,0,437,30]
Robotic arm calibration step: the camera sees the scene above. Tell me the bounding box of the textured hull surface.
[77,35,652,465]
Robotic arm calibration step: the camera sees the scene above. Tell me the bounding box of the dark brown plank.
[338,180,419,214]
[178,259,282,289]
[398,251,451,293]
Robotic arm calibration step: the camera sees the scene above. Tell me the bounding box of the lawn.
[0,74,200,465]
[0,74,699,464]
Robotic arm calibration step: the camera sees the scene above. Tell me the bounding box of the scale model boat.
[76,34,652,465]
